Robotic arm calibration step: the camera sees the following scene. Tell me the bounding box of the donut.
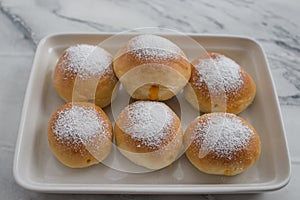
[48,102,113,168]
[114,101,183,170]
[184,112,261,176]
[53,44,118,108]
[184,53,256,114]
[114,34,191,100]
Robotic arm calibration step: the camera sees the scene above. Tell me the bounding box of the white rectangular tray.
[13,33,290,194]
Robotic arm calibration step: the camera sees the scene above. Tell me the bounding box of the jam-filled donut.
[114,101,183,170]
[48,102,113,168]
[184,112,261,176]
[53,44,118,108]
[184,53,256,114]
[114,34,191,100]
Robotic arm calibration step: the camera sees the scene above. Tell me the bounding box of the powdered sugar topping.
[193,54,243,94]
[120,101,174,148]
[53,105,108,146]
[60,44,112,79]
[128,34,182,61]
[193,113,253,159]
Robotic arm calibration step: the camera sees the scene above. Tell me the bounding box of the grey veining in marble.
[0,0,299,199]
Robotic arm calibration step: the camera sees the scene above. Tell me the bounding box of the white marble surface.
[0,0,299,199]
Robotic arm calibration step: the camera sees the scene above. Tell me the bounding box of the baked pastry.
[184,53,256,114]
[184,112,261,176]
[114,34,191,100]
[114,101,183,170]
[53,44,118,108]
[48,102,113,168]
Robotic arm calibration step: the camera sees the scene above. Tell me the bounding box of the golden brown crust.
[113,35,191,100]
[114,46,191,81]
[184,113,261,176]
[53,50,118,108]
[48,102,113,168]
[184,53,256,114]
[114,101,183,169]
[114,102,181,152]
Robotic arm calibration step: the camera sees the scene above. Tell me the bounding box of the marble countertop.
[0,0,299,199]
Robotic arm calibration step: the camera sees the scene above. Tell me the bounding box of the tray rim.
[13,32,291,194]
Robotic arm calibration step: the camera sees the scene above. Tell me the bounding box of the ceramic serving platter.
[13,33,290,194]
